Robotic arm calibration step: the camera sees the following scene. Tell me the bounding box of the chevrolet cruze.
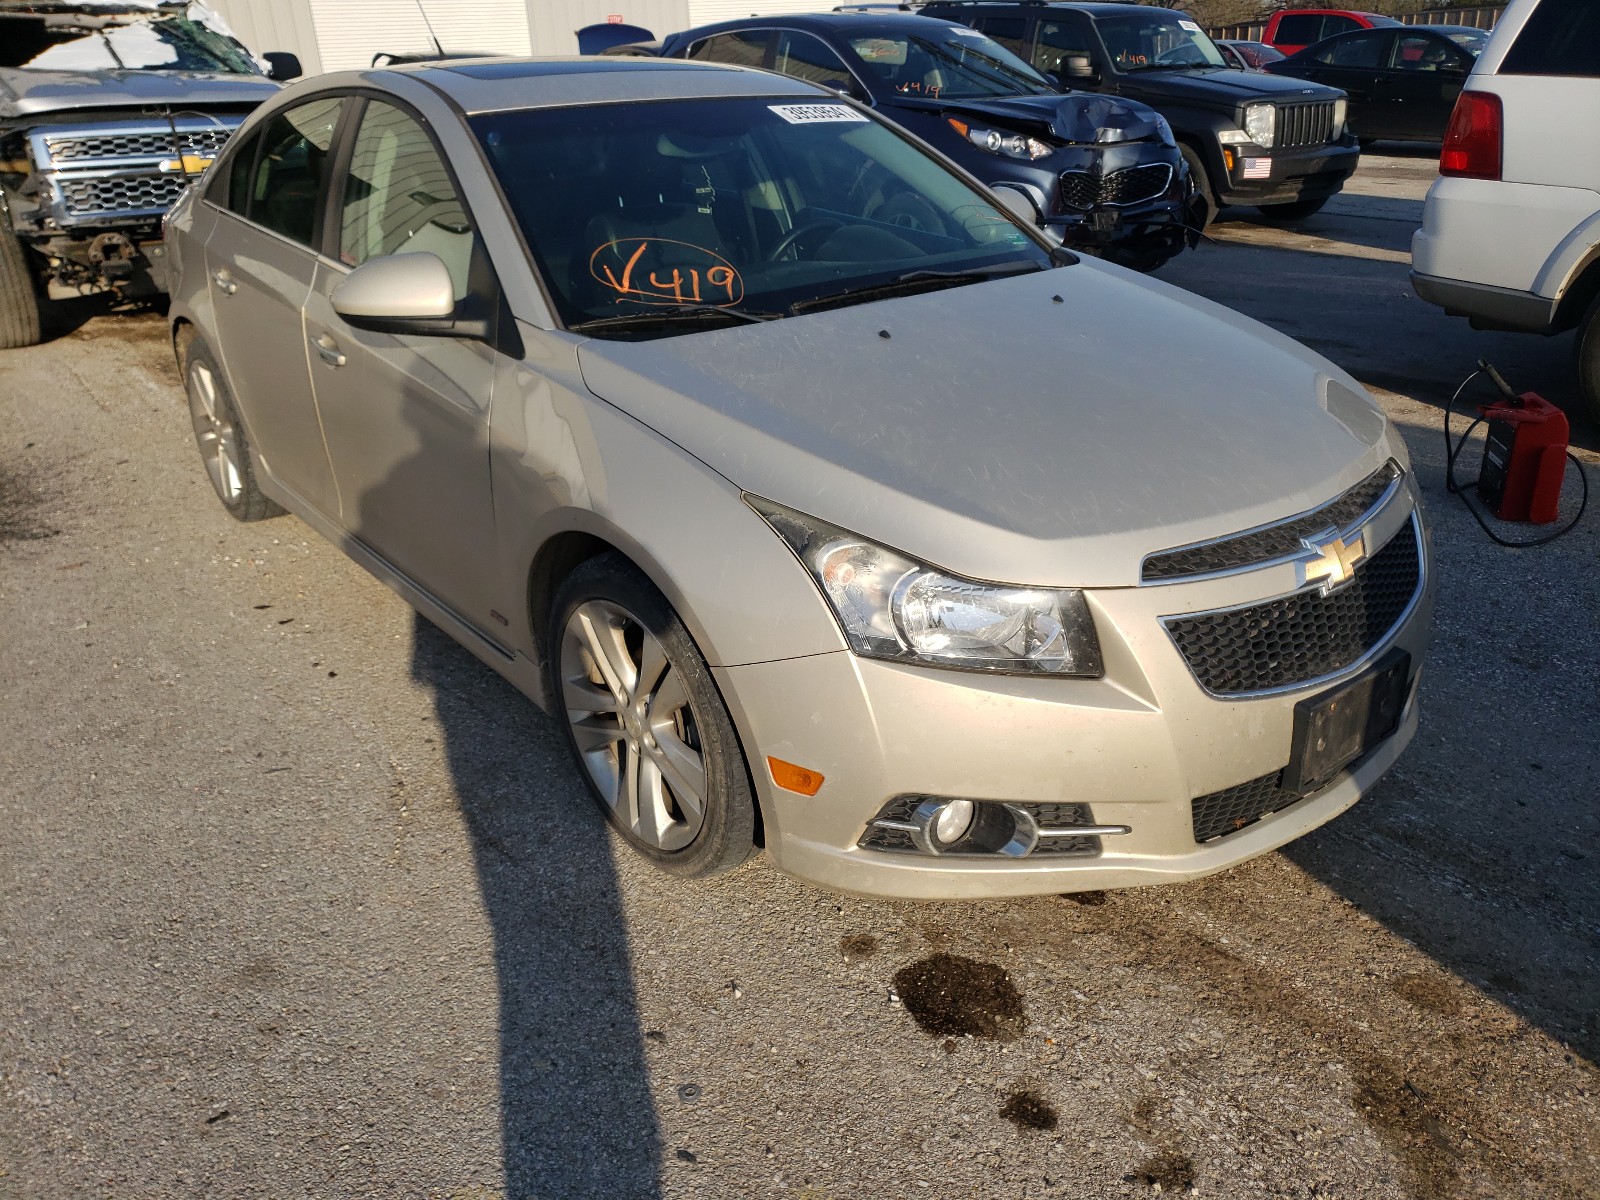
[166,57,1432,898]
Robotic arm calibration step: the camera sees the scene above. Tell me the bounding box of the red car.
[1262,9,1402,55]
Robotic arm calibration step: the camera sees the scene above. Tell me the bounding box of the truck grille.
[1060,163,1173,209]
[1276,101,1336,150]
[42,127,233,163]
[1142,460,1403,582]
[1163,517,1422,696]
[56,172,190,219]
[27,116,245,229]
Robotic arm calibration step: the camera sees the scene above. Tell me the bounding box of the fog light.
[933,799,975,847]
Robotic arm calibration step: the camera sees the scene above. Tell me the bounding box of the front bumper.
[715,485,1433,901]
[1217,138,1360,207]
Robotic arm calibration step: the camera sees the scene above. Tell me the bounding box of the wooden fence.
[1207,5,1505,41]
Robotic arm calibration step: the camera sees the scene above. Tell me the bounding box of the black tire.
[177,327,284,522]
[548,553,756,878]
[0,224,43,350]
[1572,293,1600,429]
[1256,196,1330,222]
[1178,143,1217,230]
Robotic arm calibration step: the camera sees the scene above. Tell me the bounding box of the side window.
[687,30,769,67]
[1502,0,1600,78]
[772,31,854,87]
[976,16,1029,59]
[215,128,259,213]
[1394,33,1455,71]
[246,97,344,247]
[1036,18,1095,75]
[1275,15,1324,45]
[1319,31,1388,68]
[1322,16,1359,37]
[339,101,473,301]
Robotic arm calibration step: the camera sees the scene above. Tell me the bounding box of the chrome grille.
[1276,101,1336,150]
[1163,517,1422,696]
[1143,461,1403,583]
[1060,163,1174,209]
[43,127,232,163]
[56,173,189,218]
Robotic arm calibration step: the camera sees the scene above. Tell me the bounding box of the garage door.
[310,0,532,71]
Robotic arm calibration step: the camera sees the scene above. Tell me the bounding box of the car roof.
[922,2,1184,16]
[672,11,969,37]
[387,55,825,114]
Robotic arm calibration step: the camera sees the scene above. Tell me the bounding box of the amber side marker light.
[768,756,825,796]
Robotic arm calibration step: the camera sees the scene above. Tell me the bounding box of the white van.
[1411,0,1600,423]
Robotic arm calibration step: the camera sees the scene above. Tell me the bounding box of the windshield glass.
[473,96,1050,337]
[1096,12,1228,72]
[1446,28,1490,55]
[0,14,261,73]
[843,25,1055,98]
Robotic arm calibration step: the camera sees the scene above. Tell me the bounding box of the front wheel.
[1178,144,1216,230]
[1256,196,1329,221]
[1572,293,1600,428]
[0,228,43,350]
[549,553,756,878]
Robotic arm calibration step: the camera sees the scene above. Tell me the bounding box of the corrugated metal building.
[210,0,846,70]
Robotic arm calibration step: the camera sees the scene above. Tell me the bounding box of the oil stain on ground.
[1132,1151,1196,1190]
[999,1089,1058,1132]
[839,933,878,961]
[892,953,1025,1042]
[0,465,59,546]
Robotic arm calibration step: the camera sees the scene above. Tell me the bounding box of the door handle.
[313,333,346,368]
[212,269,237,296]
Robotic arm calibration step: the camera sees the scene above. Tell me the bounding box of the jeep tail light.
[1440,91,1502,180]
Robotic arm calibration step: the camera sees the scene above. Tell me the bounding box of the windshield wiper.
[569,305,783,334]
[789,261,1046,316]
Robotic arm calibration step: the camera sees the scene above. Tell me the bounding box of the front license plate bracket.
[1282,649,1411,796]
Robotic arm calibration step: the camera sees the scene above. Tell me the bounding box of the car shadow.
[408,611,665,1198]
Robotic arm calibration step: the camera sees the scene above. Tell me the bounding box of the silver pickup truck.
[1,1,294,347]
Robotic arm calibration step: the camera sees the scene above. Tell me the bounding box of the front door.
[204,96,346,518]
[302,98,503,636]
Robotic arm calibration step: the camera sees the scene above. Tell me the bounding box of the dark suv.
[660,13,1199,271]
[922,2,1361,224]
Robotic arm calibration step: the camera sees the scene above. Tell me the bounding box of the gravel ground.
[2,152,1597,1200]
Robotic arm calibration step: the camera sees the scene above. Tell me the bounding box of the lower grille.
[1277,101,1336,149]
[1060,163,1173,209]
[1192,769,1302,843]
[1164,517,1422,696]
[55,172,189,219]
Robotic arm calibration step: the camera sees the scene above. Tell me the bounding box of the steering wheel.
[766,217,845,261]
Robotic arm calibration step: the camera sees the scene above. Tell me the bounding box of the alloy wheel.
[186,359,244,505]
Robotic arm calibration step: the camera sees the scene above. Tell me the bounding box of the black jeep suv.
[921,2,1361,224]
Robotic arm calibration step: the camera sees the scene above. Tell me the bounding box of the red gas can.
[1477,392,1569,525]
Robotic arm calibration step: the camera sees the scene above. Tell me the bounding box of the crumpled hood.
[575,262,1395,588]
[889,90,1165,144]
[0,68,276,117]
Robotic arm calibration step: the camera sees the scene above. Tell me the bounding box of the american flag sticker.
[1243,157,1272,179]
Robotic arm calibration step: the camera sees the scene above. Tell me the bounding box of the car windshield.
[473,96,1051,338]
[1095,11,1229,72]
[842,25,1055,99]
[0,14,261,73]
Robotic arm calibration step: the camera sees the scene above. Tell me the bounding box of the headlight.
[947,118,1053,161]
[1242,102,1276,148]
[1333,97,1348,133]
[750,497,1104,677]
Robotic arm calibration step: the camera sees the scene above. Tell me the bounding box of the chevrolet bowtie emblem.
[158,154,215,176]
[1297,530,1367,595]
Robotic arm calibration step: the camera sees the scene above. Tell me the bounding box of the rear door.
[1381,31,1472,140]
[204,96,347,519]
[1304,29,1394,135]
[301,97,504,636]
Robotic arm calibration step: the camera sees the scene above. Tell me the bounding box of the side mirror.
[332,253,490,340]
[1063,53,1097,82]
[263,51,302,82]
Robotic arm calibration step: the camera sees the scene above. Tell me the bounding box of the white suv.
[1411,0,1600,423]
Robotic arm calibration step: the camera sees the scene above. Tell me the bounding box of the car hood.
[0,68,277,118]
[1118,67,1339,109]
[574,262,1395,588]
[886,90,1165,143]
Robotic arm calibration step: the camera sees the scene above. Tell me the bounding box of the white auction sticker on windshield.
[1179,19,1203,31]
[768,103,869,124]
